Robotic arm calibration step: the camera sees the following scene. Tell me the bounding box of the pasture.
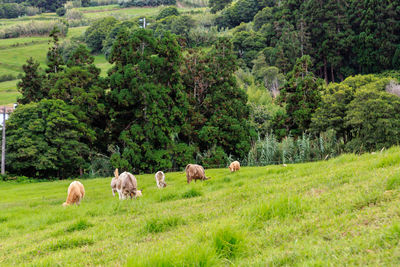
[1,148,400,265]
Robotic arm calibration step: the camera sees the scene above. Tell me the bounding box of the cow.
[63,181,85,206]
[185,164,210,184]
[155,171,167,188]
[112,169,142,199]
[229,161,240,172]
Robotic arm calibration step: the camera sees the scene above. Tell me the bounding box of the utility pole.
[1,106,5,175]
[139,18,148,29]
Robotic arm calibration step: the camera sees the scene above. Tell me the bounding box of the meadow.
[1,147,400,265]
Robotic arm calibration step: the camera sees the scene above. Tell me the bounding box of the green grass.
[2,148,400,265]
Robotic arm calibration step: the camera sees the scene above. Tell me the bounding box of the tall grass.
[247,130,343,165]
[180,0,209,7]
[0,21,68,39]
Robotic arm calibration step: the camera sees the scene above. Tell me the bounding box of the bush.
[0,74,17,82]
[156,7,179,20]
[0,3,25,19]
[65,9,83,20]
[25,6,40,16]
[56,7,66,16]
[84,17,117,52]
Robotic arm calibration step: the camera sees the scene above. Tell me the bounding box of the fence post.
[1,106,5,175]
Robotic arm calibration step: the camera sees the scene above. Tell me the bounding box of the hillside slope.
[1,148,400,265]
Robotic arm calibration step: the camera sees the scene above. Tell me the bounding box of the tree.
[311,74,395,143]
[209,0,232,13]
[278,55,323,136]
[5,99,89,179]
[156,6,179,20]
[46,27,64,74]
[107,29,189,173]
[84,17,118,53]
[346,88,400,152]
[56,7,66,16]
[17,58,46,104]
[182,38,256,164]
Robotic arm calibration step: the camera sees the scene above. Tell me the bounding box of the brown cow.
[155,171,167,188]
[112,169,142,199]
[229,161,240,172]
[63,181,85,206]
[185,164,210,184]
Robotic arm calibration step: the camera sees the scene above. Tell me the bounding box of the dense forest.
[2,0,400,179]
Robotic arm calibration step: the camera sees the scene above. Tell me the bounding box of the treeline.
[211,0,400,83]
[0,0,66,17]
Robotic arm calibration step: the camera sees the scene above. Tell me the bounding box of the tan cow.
[229,161,240,172]
[112,169,142,199]
[185,164,210,184]
[155,171,166,188]
[63,181,85,206]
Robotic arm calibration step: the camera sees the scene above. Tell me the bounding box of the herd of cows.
[62,161,241,206]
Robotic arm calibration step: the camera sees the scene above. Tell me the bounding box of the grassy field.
[1,148,400,265]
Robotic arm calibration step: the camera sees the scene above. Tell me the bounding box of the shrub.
[84,17,117,52]
[66,9,83,20]
[156,7,179,20]
[0,74,16,82]
[56,7,66,16]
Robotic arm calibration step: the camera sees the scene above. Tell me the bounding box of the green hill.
[1,148,400,265]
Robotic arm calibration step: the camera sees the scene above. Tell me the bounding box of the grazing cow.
[229,161,240,172]
[63,181,85,206]
[113,169,142,199]
[185,164,210,184]
[155,171,167,188]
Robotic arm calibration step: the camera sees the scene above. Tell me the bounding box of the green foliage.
[17,58,46,104]
[152,15,195,41]
[0,3,26,19]
[56,7,66,17]
[247,130,342,166]
[108,29,188,173]
[84,17,118,52]
[278,55,323,136]
[209,0,232,13]
[182,39,256,163]
[156,6,179,20]
[311,74,399,152]
[215,0,263,29]
[5,99,90,179]
[46,27,65,74]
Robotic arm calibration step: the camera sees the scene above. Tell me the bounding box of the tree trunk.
[324,57,328,84]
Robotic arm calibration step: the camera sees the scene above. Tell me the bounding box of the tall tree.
[278,55,323,136]
[107,29,189,173]
[182,38,256,164]
[17,58,46,104]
